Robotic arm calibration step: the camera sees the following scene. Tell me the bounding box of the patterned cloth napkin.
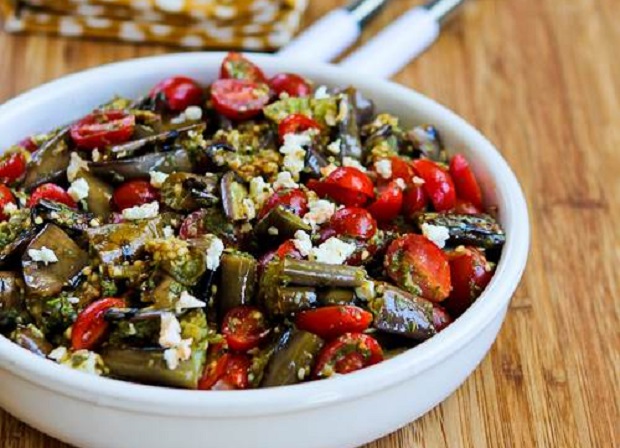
[0,0,308,50]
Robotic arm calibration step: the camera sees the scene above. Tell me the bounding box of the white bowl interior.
[0,53,529,419]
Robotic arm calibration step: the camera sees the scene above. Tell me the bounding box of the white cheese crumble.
[241,198,256,220]
[175,290,206,313]
[67,152,89,182]
[292,230,312,257]
[374,159,393,179]
[92,148,101,162]
[267,226,279,236]
[303,199,336,229]
[3,202,17,216]
[67,178,90,202]
[163,338,192,371]
[150,170,169,188]
[355,280,376,301]
[159,312,182,348]
[28,246,58,265]
[205,235,224,270]
[249,176,274,209]
[421,223,451,249]
[310,237,356,265]
[412,176,425,186]
[279,132,312,179]
[163,225,175,238]
[67,296,80,304]
[49,347,105,376]
[342,156,367,172]
[297,367,306,380]
[121,201,159,220]
[326,139,341,155]
[170,105,203,124]
[314,85,330,99]
[48,346,68,361]
[395,178,407,190]
[273,171,299,190]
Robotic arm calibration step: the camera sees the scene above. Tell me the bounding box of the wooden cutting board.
[0,0,617,446]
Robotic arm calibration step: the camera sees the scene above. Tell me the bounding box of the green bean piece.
[254,206,311,240]
[338,88,363,161]
[218,251,257,317]
[261,329,324,388]
[220,172,252,222]
[279,258,366,288]
[416,213,506,250]
[267,286,318,318]
[317,288,357,306]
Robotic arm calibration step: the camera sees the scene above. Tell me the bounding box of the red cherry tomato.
[411,159,456,212]
[18,137,39,153]
[432,304,453,332]
[313,333,383,379]
[367,181,404,222]
[308,167,374,207]
[70,110,135,150]
[278,114,321,141]
[322,207,377,241]
[0,152,26,184]
[449,154,483,210]
[295,306,373,340]
[269,73,312,98]
[210,79,270,120]
[384,234,451,302]
[444,247,493,316]
[402,184,428,218]
[198,343,229,390]
[374,156,414,185]
[258,188,308,220]
[71,297,126,350]
[113,180,159,211]
[150,76,203,112]
[222,353,251,389]
[220,52,267,83]
[0,185,16,221]
[28,183,76,208]
[453,199,483,215]
[258,240,303,273]
[221,306,270,352]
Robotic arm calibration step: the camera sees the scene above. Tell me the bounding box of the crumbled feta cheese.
[314,85,330,99]
[175,290,206,313]
[303,199,336,229]
[28,246,58,265]
[242,198,256,220]
[310,237,356,265]
[342,156,366,172]
[159,312,182,348]
[326,139,341,155]
[127,323,137,335]
[273,171,299,190]
[249,176,274,209]
[412,176,425,186]
[205,235,224,270]
[267,226,279,236]
[67,296,80,304]
[67,152,89,182]
[395,178,407,190]
[374,159,392,179]
[163,226,175,238]
[70,349,105,375]
[49,346,68,361]
[280,132,312,178]
[2,202,17,216]
[421,223,451,249]
[293,230,312,257]
[121,201,159,220]
[68,178,90,202]
[184,105,203,121]
[150,170,169,188]
[297,367,306,380]
[163,338,192,370]
[355,280,376,301]
[92,148,101,162]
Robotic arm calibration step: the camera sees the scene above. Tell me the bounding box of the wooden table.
[0,0,618,446]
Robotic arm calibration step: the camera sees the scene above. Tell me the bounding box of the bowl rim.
[0,52,529,418]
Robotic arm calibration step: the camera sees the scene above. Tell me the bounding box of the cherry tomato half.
[295,306,373,340]
[198,343,229,390]
[411,159,456,212]
[113,180,159,211]
[0,185,16,221]
[258,188,308,220]
[313,333,383,379]
[210,79,270,121]
[402,184,428,218]
[221,306,270,352]
[28,183,76,208]
[71,297,126,350]
[0,152,26,184]
[150,76,203,112]
[367,181,404,222]
[220,52,267,83]
[278,114,321,141]
[308,167,374,207]
[70,110,135,150]
[258,240,303,273]
[384,234,451,302]
[449,154,483,209]
[199,351,252,390]
[321,207,377,241]
[444,247,493,316]
[269,73,312,98]
[374,156,414,185]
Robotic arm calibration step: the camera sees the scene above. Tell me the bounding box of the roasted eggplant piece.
[254,206,311,241]
[10,324,52,357]
[217,251,257,316]
[0,271,27,331]
[370,283,436,341]
[407,125,445,162]
[261,329,324,387]
[416,213,506,250]
[303,144,329,178]
[22,224,88,298]
[0,226,36,267]
[22,128,71,190]
[220,172,253,221]
[87,219,163,265]
[338,87,363,161]
[31,200,94,235]
[108,123,204,157]
[160,172,219,212]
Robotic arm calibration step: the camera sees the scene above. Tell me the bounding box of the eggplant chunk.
[217,251,257,316]
[338,88,363,161]
[87,219,163,265]
[31,200,94,234]
[370,283,435,341]
[254,206,311,241]
[22,128,71,190]
[80,172,114,219]
[88,149,193,184]
[102,347,206,389]
[416,213,506,250]
[108,123,205,157]
[407,125,445,162]
[160,172,219,212]
[10,324,52,357]
[22,224,88,298]
[261,329,324,387]
[0,272,27,331]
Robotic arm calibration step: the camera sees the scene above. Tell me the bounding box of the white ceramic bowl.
[0,53,529,448]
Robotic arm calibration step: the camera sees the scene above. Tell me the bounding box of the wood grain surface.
[0,0,618,447]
